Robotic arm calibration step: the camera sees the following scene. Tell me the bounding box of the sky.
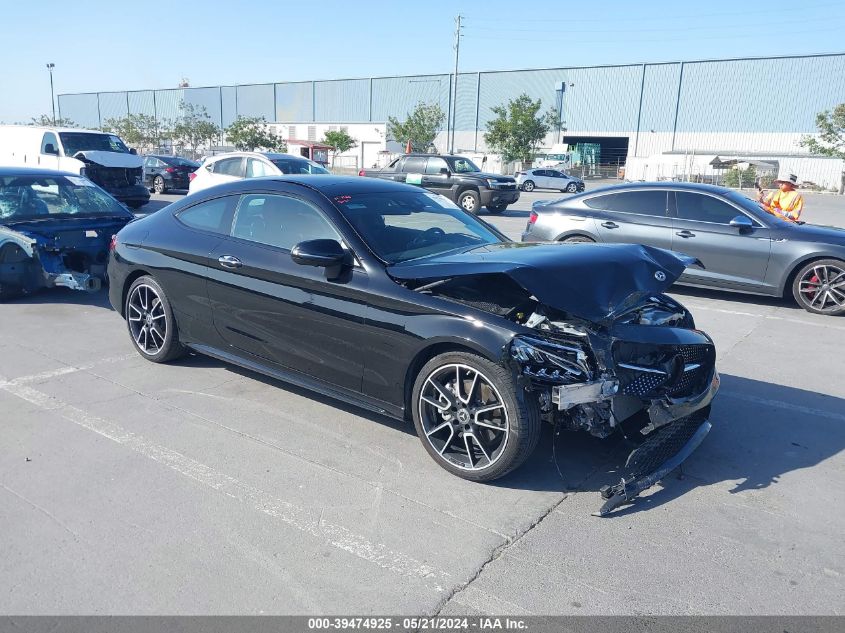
[1,0,844,123]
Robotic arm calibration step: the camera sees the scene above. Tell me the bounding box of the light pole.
[46,63,56,125]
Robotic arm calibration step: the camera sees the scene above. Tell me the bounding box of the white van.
[0,125,150,208]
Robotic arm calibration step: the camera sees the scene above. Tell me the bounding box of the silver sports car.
[522,182,845,315]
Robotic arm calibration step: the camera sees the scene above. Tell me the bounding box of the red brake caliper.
[807,275,820,298]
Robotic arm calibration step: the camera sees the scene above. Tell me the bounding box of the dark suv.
[359,154,519,214]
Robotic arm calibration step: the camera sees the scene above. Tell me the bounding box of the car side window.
[676,192,749,224]
[402,156,427,173]
[246,158,272,178]
[176,196,235,234]
[214,157,244,177]
[548,170,563,178]
[425,157,449,174]
[602,191,668,216]
[40,132,59,155]
[231,194,341,251]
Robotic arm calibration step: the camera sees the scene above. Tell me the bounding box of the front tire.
[458,190,481,215]
[411,352,540,482]
[792,259,845,315]
[125,276,185,362]
[153,175,167,194]
[521,180,535,192]
[566,182,578,193]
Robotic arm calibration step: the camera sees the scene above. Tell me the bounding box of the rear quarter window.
[176,196,234,234]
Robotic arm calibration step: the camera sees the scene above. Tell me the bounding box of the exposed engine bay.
[394,243,719,515]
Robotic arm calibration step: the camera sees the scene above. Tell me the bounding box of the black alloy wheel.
[125,276,185,362]
[412,352,540,481]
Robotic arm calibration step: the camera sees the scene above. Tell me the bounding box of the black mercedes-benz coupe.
[108,176,718,512]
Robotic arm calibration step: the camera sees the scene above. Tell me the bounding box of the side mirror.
[439,167,450,175]
[43,143,58,155]
[129,148,138,155]
[291,239,350,279]
[729,215,754,231]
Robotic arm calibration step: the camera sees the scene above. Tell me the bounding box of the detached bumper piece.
[593,412,711,517]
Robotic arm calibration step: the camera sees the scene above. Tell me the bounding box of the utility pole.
[46,63,56,125]
[450,14,462,154]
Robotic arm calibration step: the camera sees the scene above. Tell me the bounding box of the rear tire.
[522,180,535,192]
[125,275,185,362]
[562,235,595,244]
[458,190,481,215]
[153,175,167,194]
[792,258,845,315]
[411,351,541,482]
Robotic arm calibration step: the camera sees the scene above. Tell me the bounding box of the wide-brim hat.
[773,172,799,186]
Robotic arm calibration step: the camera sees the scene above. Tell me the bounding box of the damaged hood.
[73,151,143,168]
[388,242,701,323]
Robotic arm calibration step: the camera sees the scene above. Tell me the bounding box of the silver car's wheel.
[522,180,535,192]
[125,276,185,362]
[412,352,541,481]
[793,259,845,315]
[566,182,578,193]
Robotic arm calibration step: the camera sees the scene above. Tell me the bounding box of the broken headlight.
[511,335,592,382]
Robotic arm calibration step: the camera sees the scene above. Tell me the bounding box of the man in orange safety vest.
[758,172,804,222]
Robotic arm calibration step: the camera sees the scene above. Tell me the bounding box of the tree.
[103,113,166,153]
[483,94,557,164]
[172,103,221,159]
[387,103,445,152]
[28,114,77,127]
[225,116,286,152]
[800,103,845,194]
[322,129,357,166]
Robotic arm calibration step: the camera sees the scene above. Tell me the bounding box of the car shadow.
[166,353,845,516]
[9,288,114,309]
[499,209,530,218]
[669,285,800,311]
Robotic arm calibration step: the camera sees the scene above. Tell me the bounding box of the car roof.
[207,151,313,161]
[190,175,424,198]
[0,166,82,178]
[568,181,734,199]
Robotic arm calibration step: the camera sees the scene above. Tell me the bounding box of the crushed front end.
[508,294,718,515]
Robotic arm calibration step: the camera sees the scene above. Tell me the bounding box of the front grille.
[493,182,517,190]
[614,342,714,399]
[86,165,143,188]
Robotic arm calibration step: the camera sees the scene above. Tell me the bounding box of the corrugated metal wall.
[57,53,845,156]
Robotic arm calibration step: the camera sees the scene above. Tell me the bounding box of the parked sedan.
[515,168,584,193]
[108,176,718,514]
[522,182,845,315]
[188,151,329,194]
[143,155,199,194]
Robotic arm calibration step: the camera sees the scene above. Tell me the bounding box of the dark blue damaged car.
[0,167,134,299]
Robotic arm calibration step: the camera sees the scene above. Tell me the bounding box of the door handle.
[217,255,242,269]
[601,221,619,229]
[675,230,696,238]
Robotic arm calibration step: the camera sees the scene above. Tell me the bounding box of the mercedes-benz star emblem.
[654,271,667,281]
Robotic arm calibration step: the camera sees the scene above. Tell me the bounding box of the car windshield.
[59,132,130,156]
[0,175,130,222]
[335,191,505,264]
[448,157,481,173]
[271,159,329,174]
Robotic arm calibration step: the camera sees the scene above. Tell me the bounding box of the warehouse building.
[58,53,845,189]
